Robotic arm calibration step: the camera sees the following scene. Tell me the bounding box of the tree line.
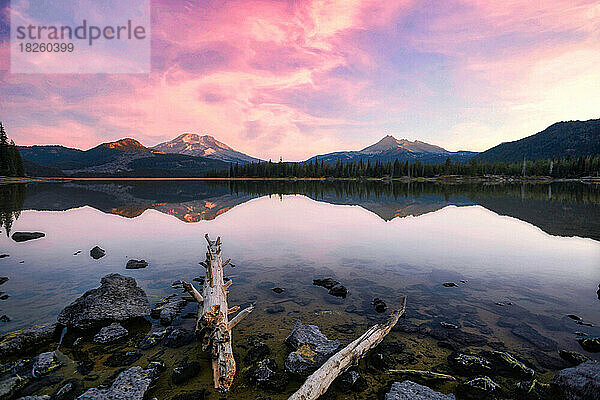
[0,122,25,177]
[206,155,600,179]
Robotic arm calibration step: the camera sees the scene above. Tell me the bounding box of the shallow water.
[1,180,599,398]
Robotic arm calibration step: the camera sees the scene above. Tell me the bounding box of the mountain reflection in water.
[2,180,599,241]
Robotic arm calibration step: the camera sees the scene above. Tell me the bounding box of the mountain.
[153,133,260,164]
[475,119,600,163]
[307,135,477,164]
[18,138,230,177]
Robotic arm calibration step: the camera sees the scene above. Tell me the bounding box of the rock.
[172,361,201,385]
[19,375,62,397]
[442,282,458,287]
[126,260,148,269]
[104,350,142,367]
[448,352,492,375]
[328,284,347,298]
[0,323,58,357]
[0,316,9,323]
[12,232,45,242]
[373,298,387,313]
[139,328,169,350]
[511,323,558,351]
[440,322,459,329]
[244,342,270,364]
[576,321,594,327]
[332,323,355,335]
[272,287,284,294]
[568,314,582,321]
[251,358,288,390]
[32,352,61,376]
[170,390,207,400]
[516,379,551,400]
[559,350,591,366]
[17,396,51,400]
[457,376,500,399]
[0,255,8,259]
[0,277,7,285]
[577,337,600,353]
[0,377,27,400]
[89,246,105,259]
[265,305,284,314]
[422,324,488,347]
[597,284,600,300]
[483,350,534,379]
[385,380,455,400]
[550,361,600,400]
[93,323,128,344]
[162,328,195,348]
[284,320,341,375]
[151,296,186,326]
[57,274,150,329]
[0,295,9,300]
[52,378,83,400]
[313,278,339,290]
[76,365,160,400]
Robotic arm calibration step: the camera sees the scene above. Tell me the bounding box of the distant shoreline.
[2,175,599,184]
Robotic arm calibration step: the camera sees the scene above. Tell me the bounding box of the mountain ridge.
[153,133,260,164]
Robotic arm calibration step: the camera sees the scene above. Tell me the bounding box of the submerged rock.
[313,278,339,290]
[170,390,207,400]
[448,352,492,375]
[0,277,7,285]
[150,296,186,326]
[172,361,201,385]
[483,351,534,379]
[335,370,367,392]
[32,352,61,376]
[373,298,387,313]
[385,380,455,400]
[516,379,551,400]
[89,246,105,259]
[511,323,558,351]
[162,328,195,348]
[272,287,284,294]
[550,361,600,400]
[93,323,128,344]
[559,350,591,366]
[328,284,348,298]
[440,322,459,329]
[138,328,169,350]
[442,282,458,287]
[250,358,288,390]
[265,305,285,314]
[0,377,28,399]
[52,378,83,400]
[76,365,160,400]
[0,323,59,357]
[104,350,142,367]
[0,315,10,323]
[457,376,500,399]
[126,259,148,269]
[11,232,45,242]
[284,320,341,375]
[244,342,270,364]
[57,274,150,329]
[577,337,600,353]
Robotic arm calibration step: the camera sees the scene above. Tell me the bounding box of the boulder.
[578,337,600,353]
[11,232,45,242]
[57,274,149,329]
[150,296,186,326]
[0,323,59,357]
[373,298,387,313]
[93,323,128,344]
[385,380,455,400]
[89,246,105,260]
[284,320,341,375]
[550,361,600,400]
[560,350,591,366]
[76,365,161,400]
[126,260,148,269]
[328,284,348,298]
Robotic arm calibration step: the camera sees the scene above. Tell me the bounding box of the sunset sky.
[1,0,599,161]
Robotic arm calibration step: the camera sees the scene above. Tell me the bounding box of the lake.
[1,180,599,398]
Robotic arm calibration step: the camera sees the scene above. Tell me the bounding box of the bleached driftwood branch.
[287,296,407,400]
[181,234,253,392]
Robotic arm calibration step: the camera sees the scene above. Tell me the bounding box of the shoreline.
[2,175,599,184]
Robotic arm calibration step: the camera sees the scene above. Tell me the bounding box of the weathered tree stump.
[181,234,253,391]
[288,296,407,400]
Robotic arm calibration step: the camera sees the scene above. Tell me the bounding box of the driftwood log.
[181,234,254,392]
[288,296,407,400]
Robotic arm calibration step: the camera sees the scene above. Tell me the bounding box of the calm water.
[1,180,599,398]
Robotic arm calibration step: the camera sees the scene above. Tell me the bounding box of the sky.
[1,0,599,161]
